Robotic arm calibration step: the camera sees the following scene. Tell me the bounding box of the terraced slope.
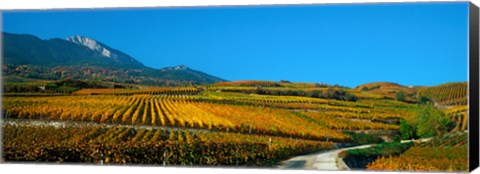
[367,132,468,172]
[417,82,467,106]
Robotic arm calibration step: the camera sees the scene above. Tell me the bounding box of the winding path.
[278,138,431,170]
[278,144,373,170]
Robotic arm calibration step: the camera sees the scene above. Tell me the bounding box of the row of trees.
[255,87,359,101]
[4,79,111,93]
[3,64,201,87]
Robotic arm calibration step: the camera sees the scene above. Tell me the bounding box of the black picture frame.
[469,2,480,172]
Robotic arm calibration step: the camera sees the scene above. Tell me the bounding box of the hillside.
[355,82,416,101]
[368,132,467,171]
[2,79,467,170]
[414,82,468,131]
[2,32,225,86]
[416,82,467,106]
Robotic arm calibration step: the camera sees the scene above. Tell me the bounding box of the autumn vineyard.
[1,80,470,172]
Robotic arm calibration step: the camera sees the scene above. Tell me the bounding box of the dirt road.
[278,144,373,170]
[278,137,432,171]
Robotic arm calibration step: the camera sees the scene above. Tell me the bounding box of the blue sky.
[2,2,469,87]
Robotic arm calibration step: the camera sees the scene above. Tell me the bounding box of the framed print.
[1,1,479,173]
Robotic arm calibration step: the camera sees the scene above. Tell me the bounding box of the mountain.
[65,35,144,68]
[2,32,225,86]
[3,32,144,68]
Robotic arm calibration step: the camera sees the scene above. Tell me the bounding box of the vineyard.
[213,80,280,87]
[355,82,417,102]
[3,124,333,165]
[367,132,468,172]
[417,82,467,106]
[445,105,468,131]
[73,87,199,95]
[3,91,412,141]
[1,80,470,170]
[416,82,469,132]
[4,95,353,141]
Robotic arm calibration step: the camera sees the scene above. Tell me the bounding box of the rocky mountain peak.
[66,35,112,58]
[174,65,189,70]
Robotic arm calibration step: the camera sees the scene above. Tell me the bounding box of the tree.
[361,86,369,91]
[414,105,454,138]
[419,96,432,105]
[399,120,417,139]
[395,91,406,101]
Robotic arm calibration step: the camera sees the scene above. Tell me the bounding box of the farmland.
[1,80,469,171]
[367,132,468,171]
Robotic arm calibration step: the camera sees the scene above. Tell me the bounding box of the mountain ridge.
[2,32,226,86]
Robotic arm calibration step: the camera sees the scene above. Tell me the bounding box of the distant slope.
[2,32,225,86]
[214,80,280,87]
[416,82,467,106]
[355,82,416,101]
[156,65,226,85]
